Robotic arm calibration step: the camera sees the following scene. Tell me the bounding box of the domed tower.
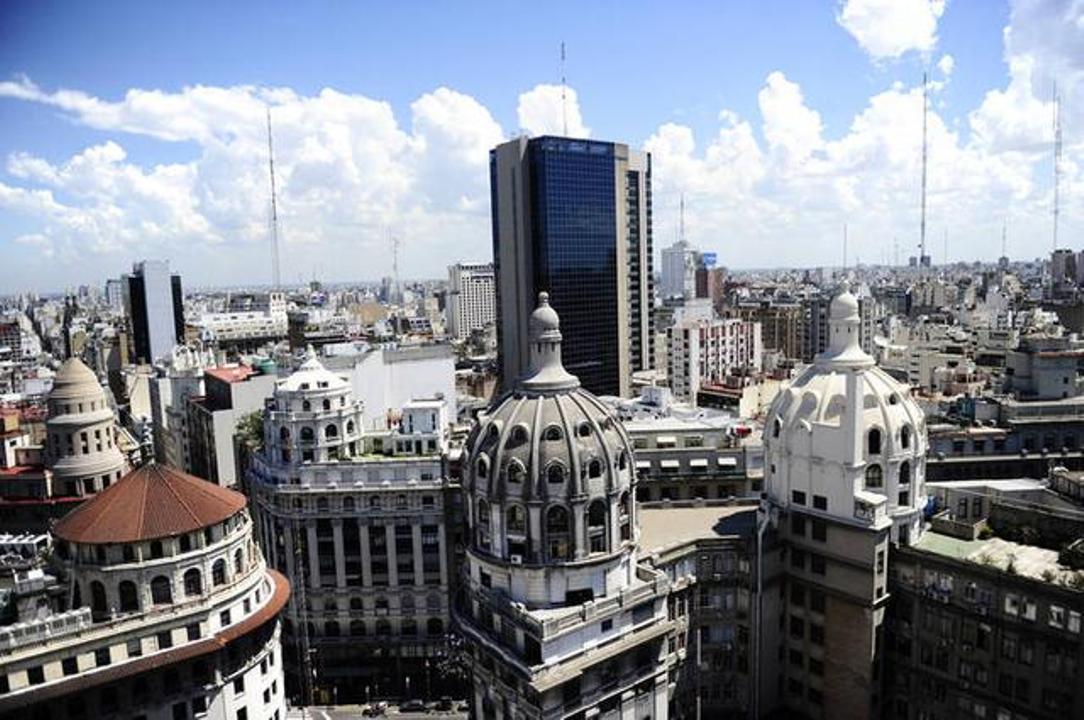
[262,346,364,466]
[760,285,927,719]
[457,293,669,720]
[0,463,290,719]
[45,358,128,497]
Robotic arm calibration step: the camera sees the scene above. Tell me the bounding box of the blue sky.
[0,0,1080,291]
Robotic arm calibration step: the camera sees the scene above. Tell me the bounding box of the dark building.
[123,260,184,364]
[490,136,654,397]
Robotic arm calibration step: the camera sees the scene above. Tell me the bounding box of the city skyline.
[1,0,1082,293]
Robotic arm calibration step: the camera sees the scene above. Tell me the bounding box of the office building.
[124,260,184,364]
[660,239,697,301]
[734,301,805,362]
[0,463,289,720]
[456,293,671,719]
[490,136,654,397]
[248,348,458,703]
[446,263,496,340]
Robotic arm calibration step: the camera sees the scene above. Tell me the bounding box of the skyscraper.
[490,136,654,397]
[446,262,496,340]
[124,259,184,364]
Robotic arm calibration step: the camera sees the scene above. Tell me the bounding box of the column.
[306,524,320,589]
[412,524,424,587]
[437,523,448,587]
[360,524,373,588]
[332,520,346,589]
[386,525,398,587]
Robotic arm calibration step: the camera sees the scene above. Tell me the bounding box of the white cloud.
[938,53,955,76]
[516,84,590,138]
[837,0,946,60]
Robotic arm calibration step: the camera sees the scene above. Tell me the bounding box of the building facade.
[247,348,458,704]
[456,293,672,719]
[0,463,289,720]
[447,263,496,341]
[667,318,762,403]
[491,136,654,397]
[734,301,804,362]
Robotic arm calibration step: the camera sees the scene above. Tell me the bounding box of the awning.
[689,458,709,468]
[717,457,738,467]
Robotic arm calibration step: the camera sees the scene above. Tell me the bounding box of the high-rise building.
[446,262,496,340]
[734,300,805,361]
[124,260,184,364]
[104,278,125,313]
[660,239,697,301]
[490,136,654,396]
[456,293,671,718]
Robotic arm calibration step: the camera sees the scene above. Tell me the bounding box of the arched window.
[868,428,882,455]
[212,559,227,586]
[346,420,355,435]
[865,464,884,489]
[301,427,315,443]
[183,568,202,597]
[350,620,366,636]
[234,548,244,575]
[476,456,489,479]
[72,582,82,609]
[280,426,290,442]
[509,426,528,446]
[901,425,912,450]
[343,497,355,512]
[302,400,311,412]
[587,500,608,553]
[325,424,338,439]
[506,505,526,534]
[118,581,138,612]
[476,499,491,551]
[547,463,565,484]
[544,425,563,442]
[150,576,172,605]
[619,491,632,541]
[773,418,782,438]
[507,461,524,484]
[90,580,107,615]
[899,460,911,485]
[577,422,592,438]
[325,621,340,637]
[546,506,571,561]
[427,618,445,636]
[150,540,163,559]
[323,398,331,411]
[588,459,602,479]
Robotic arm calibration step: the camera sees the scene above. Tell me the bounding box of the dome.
[464,293,637,586]
[49,358,103,401]
[55,463,246,544]
[279,345,348,393]
[763,287,927,542]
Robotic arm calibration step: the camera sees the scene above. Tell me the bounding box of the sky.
[0,0,1081,293]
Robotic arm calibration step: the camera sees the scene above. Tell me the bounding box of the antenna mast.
[267,107,282,289]
[560,41,568,136]
[919,71,928,269]
[679,193,686,243]
[391,233,401,304]
[1053,81,1062,252]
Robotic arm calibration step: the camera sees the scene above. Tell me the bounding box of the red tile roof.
[204,365,257,384]
[53,464,246,544]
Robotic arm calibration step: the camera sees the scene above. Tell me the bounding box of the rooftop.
[639,503,757,555]
[204,365,257,384]
[914,531,1080,584]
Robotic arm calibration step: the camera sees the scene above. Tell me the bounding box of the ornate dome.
[279,345,349,393]
[464,293,637,599]
[764,286,927,542]
[50,358,104,401]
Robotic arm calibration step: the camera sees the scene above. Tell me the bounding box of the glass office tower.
[491,136,653,396]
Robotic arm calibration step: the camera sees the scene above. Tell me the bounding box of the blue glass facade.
[528,137,621,395]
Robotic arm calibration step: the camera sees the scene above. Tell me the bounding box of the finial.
[538,291,550,306]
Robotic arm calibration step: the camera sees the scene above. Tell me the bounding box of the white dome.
[278,345,348,393]
[764,287,927,543]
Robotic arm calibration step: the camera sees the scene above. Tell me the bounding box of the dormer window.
[544,425,563,442]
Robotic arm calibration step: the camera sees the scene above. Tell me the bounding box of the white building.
[198,292,288,344]
[0,463,289,720]
[660,239,697,301]
[456,293,671,719]
[248,348,456,702]
[446,263,495,340]
[44,358,128,498]
[667,317,762,403]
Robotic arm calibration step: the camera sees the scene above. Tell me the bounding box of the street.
[286,705,469,720]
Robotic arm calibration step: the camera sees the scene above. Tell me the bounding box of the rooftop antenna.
[679,193,686,244]
[1053,80,1062,253]
[919,71,929,270]
[390,232,401,303]
[560,41,568,136]
[266,106,282,289]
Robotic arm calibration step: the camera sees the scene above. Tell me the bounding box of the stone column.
[437,523,448,587]
[332,520,346,589]
[306,524,320,589]
[412,524,424,587]
[386,525,398,587]
[360,524,373,588]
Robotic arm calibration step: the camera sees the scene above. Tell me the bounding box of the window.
[95,647,111,667]
[158,631,173,650]
[899,460,911,485]
[127,638,142,658]
[813,495,827,511]
[901,425,912,449]
[213,559,227,586]
[792,490,806,505]
[790,514,805,536]
[544,425,563,442]
[811,519,826,542]
[868,428,882,455]
[220,609,231,627]
[187,623,201,641]
[151,575,173,605]
[62,657,78,675]
[547,463,565,484]
[811,554,826,575]
[506,505,526,534]
[234,677,244,693]
[865,465,883,488]
[27,666,44,685]
[810,624,825,645]
[184,568,202,597]
[119,580,139,612]
[546,506,571,561]
[587,500,607,553]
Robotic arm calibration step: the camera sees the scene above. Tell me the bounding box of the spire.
[519,292,580,393]
[817,283,874,369]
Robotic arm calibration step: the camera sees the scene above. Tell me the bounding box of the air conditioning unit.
[510,555,523,565]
